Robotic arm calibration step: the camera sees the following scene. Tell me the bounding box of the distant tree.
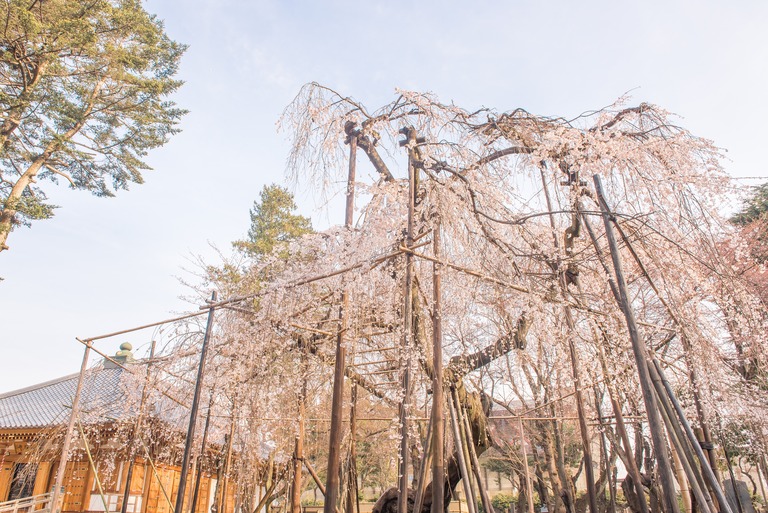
[0,0,186,252]
[233,184,312,257]
[731,182,768,226]
[729,182,768,265]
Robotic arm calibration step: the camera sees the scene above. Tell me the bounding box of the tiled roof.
[0,365,132,429]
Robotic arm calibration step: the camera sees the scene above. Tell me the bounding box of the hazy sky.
[1,0,767,392]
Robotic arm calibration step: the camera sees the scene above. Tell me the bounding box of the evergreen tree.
[234,184,312,257]
[731,182,768,225]
[0,0,186,252]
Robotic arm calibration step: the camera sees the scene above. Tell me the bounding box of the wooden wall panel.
[130,464,146,494]
[32,461,51,497]
[224,482,235,513]
[62,461,89,512]
[193,476,211,513]
[0,460,13,501]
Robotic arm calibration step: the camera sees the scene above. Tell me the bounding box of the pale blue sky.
[1,0,766,391]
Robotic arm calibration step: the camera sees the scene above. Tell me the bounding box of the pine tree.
[234,184,312,258]
[0,0,186,252]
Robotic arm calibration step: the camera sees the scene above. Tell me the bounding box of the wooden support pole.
[453,392,478,507]
[398,128,417,513]
[413,412,433,513]
[123,340,157,513]
[649,365,714,513]
[304,460,326,496]
[598,350,650,513]
[292,353,307,513]
[175,291,217,513]
[324,133,357,513]
[459,400,494,513]
[564,311,599,513]
[51,343,91,513]
[593,386,617,513]
[757,456,768,508]
[448,392,476,513]
[651,359,734,513]
[215,402,237,513]
[346,383,359,513]
[540,167,598,513]
[585,218,650,513]
[518,419,536,513]
[593,174,680,513]
[431,219,445,513]
[612,216,723,490]
[190,393,215,513]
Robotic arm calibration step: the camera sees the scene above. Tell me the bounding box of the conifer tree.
[234,184,312,258]
[0,0,186,252]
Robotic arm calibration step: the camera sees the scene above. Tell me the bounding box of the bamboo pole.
[602,368,648,513]
[431,218,445,513]
[670,444,693,513]
[612,216,723,489]
[51,343,91,513]
[593,174,680,513]
[175,291,217,513]
[122,340,157,513]
[324,132,357,513]
[139,436,175,511]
